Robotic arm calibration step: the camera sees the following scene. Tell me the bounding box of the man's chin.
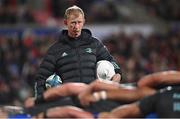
[74,33,81,37]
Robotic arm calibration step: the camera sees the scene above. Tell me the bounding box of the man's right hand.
[111,73,121,83]
[78,88,97,106]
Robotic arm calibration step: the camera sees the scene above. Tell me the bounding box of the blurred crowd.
[0,0,179,26]
[0,31,55,105]
[138,0,180,21]
[0,0,119,25]
[103,29,180,83]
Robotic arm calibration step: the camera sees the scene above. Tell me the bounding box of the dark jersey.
[139,86,180,118]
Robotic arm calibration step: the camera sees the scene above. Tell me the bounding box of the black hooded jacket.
[35,29,121,96]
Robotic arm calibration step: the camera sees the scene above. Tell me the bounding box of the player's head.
[64,5,85,38]
[96,60,115,81]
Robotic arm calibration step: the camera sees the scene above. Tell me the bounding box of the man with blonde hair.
[35,5,122,96]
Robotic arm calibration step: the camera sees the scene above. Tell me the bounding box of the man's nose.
[74,23,80,28]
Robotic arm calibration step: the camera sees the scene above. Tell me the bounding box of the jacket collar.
[59,29,92,43]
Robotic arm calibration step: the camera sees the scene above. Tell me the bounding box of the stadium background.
[0,0,179,106]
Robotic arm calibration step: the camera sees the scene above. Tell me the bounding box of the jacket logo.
[62,52,68,57]
[111,61,120,69]
[85,48,93,53]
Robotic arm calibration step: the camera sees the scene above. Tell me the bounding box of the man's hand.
[78,88,97,106]
[24,97,35,108]
[111,73,121,83]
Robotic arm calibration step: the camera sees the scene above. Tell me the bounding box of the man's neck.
[68,35,81,40]
[68,33,81,39]
[68,34,81,40]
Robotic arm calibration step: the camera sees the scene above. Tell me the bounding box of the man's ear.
[64,19,67,25]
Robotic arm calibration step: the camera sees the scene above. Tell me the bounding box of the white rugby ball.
[96,60,115,81]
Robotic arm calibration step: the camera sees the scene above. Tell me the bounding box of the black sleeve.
[34,47,56,96]
[138,93,159,116]
[96,39,122,75]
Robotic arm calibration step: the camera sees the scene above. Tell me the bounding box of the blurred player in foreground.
[23,70,180,118]
[99,84,180,118]
[1,70,180,118]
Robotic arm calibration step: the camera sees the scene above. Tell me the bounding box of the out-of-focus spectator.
[88,0,119,23]
[138,0,180,21]
[0,6,17,24]
[0,80,13,104]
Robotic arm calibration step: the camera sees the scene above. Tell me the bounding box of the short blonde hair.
[64,5,84,19]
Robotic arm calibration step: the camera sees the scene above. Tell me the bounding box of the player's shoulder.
[90,36,103,47]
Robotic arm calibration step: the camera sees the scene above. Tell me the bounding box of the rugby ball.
[96,60,115,81]
[46,74,62,89]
